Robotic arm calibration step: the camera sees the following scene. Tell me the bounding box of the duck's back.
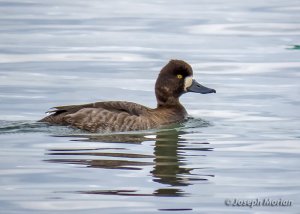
[39,101,157,132]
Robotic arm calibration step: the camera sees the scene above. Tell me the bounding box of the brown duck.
[39,60,216,132]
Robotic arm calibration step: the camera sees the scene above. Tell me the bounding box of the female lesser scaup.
[39,60,216,132]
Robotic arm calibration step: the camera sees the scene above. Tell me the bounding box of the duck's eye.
[177,74,183,79]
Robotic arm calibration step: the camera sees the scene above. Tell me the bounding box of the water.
[0,0,300,213]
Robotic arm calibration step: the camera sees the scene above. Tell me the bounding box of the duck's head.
[155,59,216,107]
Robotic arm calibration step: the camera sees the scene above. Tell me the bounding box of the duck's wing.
[47,101,149,115]
[39,101,156,132]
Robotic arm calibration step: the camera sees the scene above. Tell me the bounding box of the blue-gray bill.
[187,80,216,94]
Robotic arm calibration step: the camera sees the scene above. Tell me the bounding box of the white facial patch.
[184,76,193,91]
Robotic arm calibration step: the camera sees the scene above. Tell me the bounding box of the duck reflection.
[151,130,213,196]
[45,128,214,196]
[153,130,202,186]
[46,133,153,170]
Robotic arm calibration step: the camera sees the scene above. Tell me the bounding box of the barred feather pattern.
[39,101,168,133]
[64,108,156,132]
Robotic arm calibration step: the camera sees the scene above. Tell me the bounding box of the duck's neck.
[157,96,178,107]
[155,97,188,122]
[156,97,186,112]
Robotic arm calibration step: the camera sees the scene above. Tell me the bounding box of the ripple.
[0,115,212,136]
[0,120,48,134]
[187,23,300,36]
[16,200,150,211]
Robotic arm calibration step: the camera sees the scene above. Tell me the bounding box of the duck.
[39,60,216,132]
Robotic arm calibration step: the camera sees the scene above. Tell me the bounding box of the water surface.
[0,0,300,213]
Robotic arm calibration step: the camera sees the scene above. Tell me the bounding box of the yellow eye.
[177,74,183,79]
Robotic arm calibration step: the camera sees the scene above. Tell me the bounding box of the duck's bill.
[187,80,216,94]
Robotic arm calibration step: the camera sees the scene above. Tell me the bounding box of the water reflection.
[46,133,153,170]
[45,129,214,196]
[151,131,205,185]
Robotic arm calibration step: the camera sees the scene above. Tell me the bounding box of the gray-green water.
[0,0,300,213]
